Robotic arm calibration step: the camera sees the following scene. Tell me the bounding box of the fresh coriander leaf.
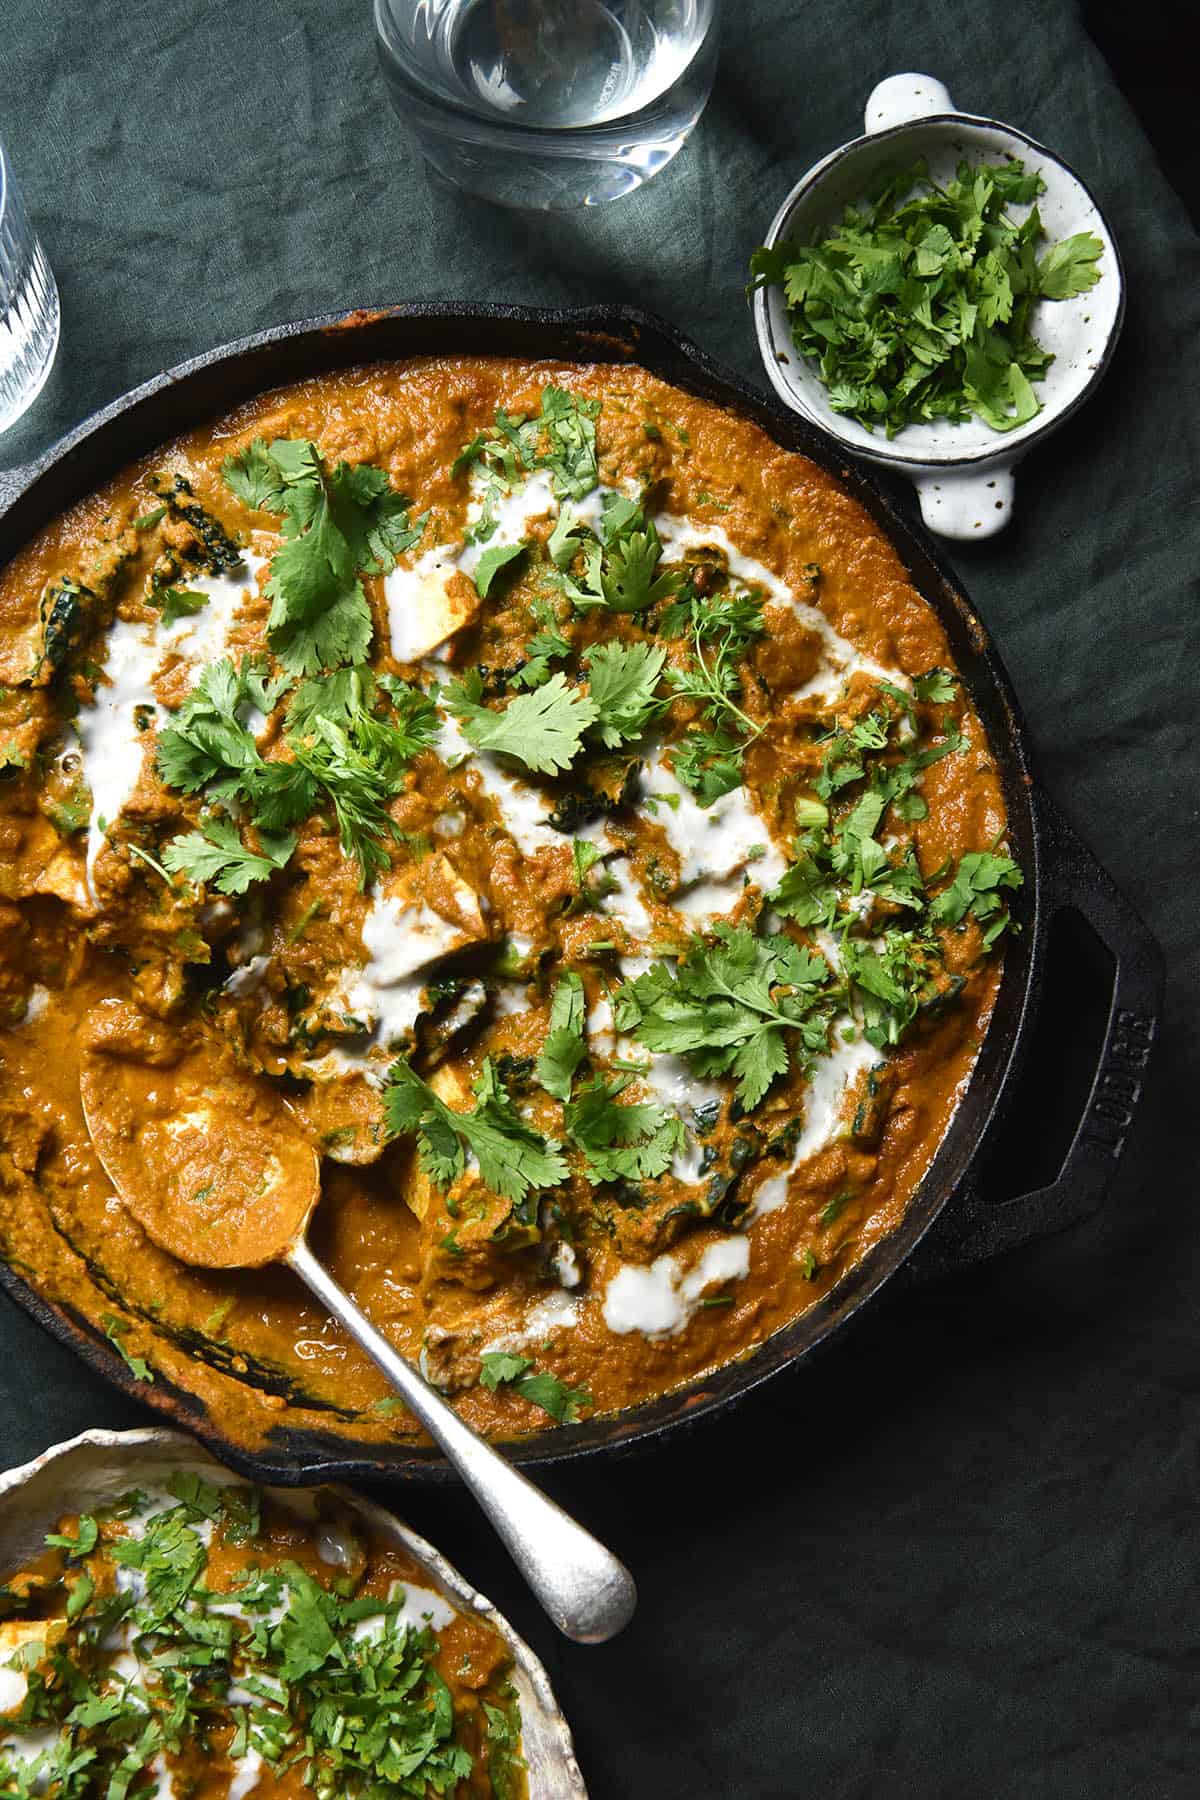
[930,849,1023,936]
[162,818,296,895]
[565,1074,686,1183]
[842,930,939,1048]
[45,1515,99,1557]
[156,656,268,801]
[376,672,441,755]
[585,640,666,747]
[1035,231,1103,300]
[66,1571,94,1621]
[326,458,427,572]
[769,842,838,929]
[511,1369,593,1423]
[572,838,602,887]
[473,541,527,598]
[479,1353,593,1422]
[155,586,208,629]
[535,973,587,1101]
[275,667,434,883]
[665,598,763,752]
[913,668,957,704]
[265,508,372,676]
[222,437,287,511]
[444,669,598,775]
[614,926,833,1111]
[670,726,746,806]
[548,504,590,570]
[383,1056,568,1203]
[479,1351,534,1390]
[558,499,681,615]
[222,438,424,677]
[100,1313,153,1383]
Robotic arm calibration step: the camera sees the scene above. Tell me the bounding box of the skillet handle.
[916,788,1163,1272]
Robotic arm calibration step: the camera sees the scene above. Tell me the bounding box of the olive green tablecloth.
[2,3,1199,1794]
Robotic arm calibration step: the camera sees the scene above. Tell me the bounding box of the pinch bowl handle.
[864,74,956,135]
[912,465,1016,539]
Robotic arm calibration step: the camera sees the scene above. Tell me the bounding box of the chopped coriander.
[751,158,1103,437]
[100,1312,153,1382]
[453,384,601,503]
[479,1352,593,1422]
[930,848,1023,944]
[383,1056,568,1204]
[443,668,598,775]
[221,437,425,675]
[535,972,587,1101]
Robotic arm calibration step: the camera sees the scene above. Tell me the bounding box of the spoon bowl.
[79,1028,317,1270]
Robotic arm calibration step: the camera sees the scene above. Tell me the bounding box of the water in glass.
[374,0,720,208]
[0,142,60,434]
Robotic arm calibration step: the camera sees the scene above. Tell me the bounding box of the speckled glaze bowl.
[0,1427,587,1798]
[752,73,1125,539]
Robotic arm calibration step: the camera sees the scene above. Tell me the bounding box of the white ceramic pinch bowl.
[752,74,1125,539]
[0,1427,588,1798]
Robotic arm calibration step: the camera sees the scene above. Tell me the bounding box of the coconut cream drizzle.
[749,1021,881,1218]
[76,554,267,902]
[602,1236,752,1337]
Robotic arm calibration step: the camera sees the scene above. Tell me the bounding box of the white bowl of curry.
[0,1425,583,1797]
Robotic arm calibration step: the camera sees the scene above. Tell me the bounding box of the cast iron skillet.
[0,303,1164,1485]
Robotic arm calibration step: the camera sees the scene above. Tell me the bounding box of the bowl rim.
[751,107,1127,471]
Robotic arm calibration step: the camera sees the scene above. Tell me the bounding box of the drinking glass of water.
[374,0,720,209]
[0,140,60,434]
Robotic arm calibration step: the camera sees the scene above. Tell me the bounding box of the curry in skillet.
[0,1471,524,1796]
[0,359,1020,1449]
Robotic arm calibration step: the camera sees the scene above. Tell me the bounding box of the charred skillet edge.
[0,1426,587,1798]
[0,300,1082,1478]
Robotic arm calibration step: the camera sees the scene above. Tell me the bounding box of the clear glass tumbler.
[0,140,60,434]
[374,0,720,209]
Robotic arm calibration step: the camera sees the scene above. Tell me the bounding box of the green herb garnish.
[478,1352,593,1422]
[751,158,1103,437]
[383,1056,568,1204]
[221,437,426,675]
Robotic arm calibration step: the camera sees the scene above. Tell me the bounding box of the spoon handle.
[287,1236,636,1644]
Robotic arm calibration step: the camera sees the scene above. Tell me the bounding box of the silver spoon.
[79,1025,636,1644]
